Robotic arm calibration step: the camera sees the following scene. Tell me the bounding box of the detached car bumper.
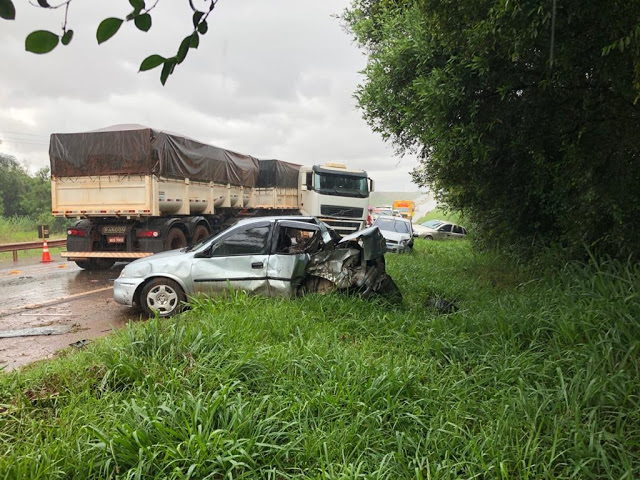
[113,277,146,307]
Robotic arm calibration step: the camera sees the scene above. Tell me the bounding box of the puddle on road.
[0,289,144,372]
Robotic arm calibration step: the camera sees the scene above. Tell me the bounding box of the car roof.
[232,215,316,227]
[374,216,411,225]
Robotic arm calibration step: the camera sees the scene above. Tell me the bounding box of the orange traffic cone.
[41,240,52,263]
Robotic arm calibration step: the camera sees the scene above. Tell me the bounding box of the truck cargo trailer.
[50,125,373,269]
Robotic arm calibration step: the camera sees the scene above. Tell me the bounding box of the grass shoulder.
[0,240,638,478]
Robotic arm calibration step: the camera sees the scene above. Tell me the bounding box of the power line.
[0,138,50,147]
[0,132,50,147]
[0,130,49,138]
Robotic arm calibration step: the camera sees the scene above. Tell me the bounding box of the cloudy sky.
[0,0,420,191]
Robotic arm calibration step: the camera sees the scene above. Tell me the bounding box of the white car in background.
[412,219,468,240]
[372,216,414,253]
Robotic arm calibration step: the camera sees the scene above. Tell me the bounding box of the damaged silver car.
[114,216,401,317]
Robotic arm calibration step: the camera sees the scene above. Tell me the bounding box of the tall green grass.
[0,215,69,243]
[415,207,464,225]
[0,216,69,262]
[0,216,40,243]
[0,241,638,478]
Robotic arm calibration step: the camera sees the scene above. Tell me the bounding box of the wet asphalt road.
[0,258,122,312]
[0,256,138,371]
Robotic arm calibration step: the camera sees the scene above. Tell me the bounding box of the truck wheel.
[192,225,210,244]
[140,278,185,317]
[74,259,115,270]
[165,228,187,250]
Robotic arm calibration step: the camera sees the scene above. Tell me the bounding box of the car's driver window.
[276,227,317,254]
[210,225,270,257]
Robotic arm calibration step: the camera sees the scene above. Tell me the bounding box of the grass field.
[0,216,67,262]
[0,240,638,478]
[414,207,464,225]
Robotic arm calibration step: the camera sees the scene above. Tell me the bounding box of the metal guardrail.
[0,239,66,262]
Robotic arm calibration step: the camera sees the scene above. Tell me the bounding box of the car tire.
[192,225,210,245]
[140,278,186,317]
[302,275,336,294]
[165,228,187,250]
[424,235,433,241]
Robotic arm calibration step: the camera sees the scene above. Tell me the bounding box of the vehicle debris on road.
[0,325,72,338]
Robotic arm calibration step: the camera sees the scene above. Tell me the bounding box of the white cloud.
[0,0,420,191]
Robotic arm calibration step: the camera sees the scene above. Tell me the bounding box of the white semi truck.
[50,125,374,269]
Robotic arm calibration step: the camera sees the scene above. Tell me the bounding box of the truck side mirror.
[305,172,313,189]
[369,178,375,192]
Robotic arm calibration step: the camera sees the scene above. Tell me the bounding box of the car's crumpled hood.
[339,226,387,260]
[306,226,401,301]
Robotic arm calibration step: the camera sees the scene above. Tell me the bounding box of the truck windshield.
[314,172,369,198]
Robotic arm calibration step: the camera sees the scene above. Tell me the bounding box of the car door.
[268,220,322,297]
[436,223,453,240]
[451,224,465,239]
[191,221,272,296]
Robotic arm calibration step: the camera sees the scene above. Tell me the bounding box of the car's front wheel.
[140,278,186,317]
[423,235,433,240]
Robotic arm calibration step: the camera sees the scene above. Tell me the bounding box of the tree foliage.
[0,153,67,232]
[0,153,29,217]
[344,0,640,260]
[0,0,219,84]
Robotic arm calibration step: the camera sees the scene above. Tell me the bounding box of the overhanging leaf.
[189,32,199,49]
[96,17,123,44]
[192,11,204,28]
[61,29,73,46]
[36,0,50,7]
[197,20,208,35]
[25,30,59,54]
[160,58,177,85]
[129,0,144,11]
[139,54,165,72]
[0,0,16,20]
[134,13,151,32]
[177,36,191,64]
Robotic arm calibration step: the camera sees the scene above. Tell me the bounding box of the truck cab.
[298,163,374,235]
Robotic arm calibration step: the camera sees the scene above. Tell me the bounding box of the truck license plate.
[107,236,125,244]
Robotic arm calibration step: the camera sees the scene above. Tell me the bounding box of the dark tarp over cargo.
[256,159,301,188]
[49,124,260,187]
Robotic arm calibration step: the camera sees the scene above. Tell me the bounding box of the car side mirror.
[194,249,210,258]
